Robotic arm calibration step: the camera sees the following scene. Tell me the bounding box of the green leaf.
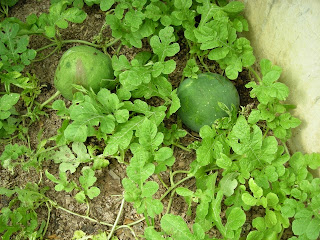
[208,46,229,60]
[266,192,279,208]
[242,192,257,206]
[96,88,121,113]
[63,97,116,142]
[92,157,109,170]
[0,93,20,111]
[265,209,277,226]
[216,153,232,169]
[249,178,263,199]
[226,207,246,231]
[79,168,97,189]
[75,191,86,203]
[104,116,144,155]
[223,1,244,13]
[305,153,320,169]
[126,154,155,186]
[150,26,180,61]
[143,198,163,218]
[135,118,163,149]
[176,187,194,197]
[0,23,36,73]
[100,0,114,11]
[252,217,266,231]
[196,125,216,166]
[292,218,306,236]
[52,99,69,116]
[220,172,238,197]
[193,223,205,239]
[183,58,200,78]
[86,186,100,199]
[154,147,173,162]
[163,59,176,74]
[51,144,90,173]
[141,181,159,198]
[228,116,278,170]
[174,0,192,9]
[122,178,140,202]
[45,170,76,193]
[64,123,87,142]
[144,227,165,240]
[168,89,180,116]
[0,143,29,172]
[306,219,320,239]
[248,60,288,105]
[161,214,194,240]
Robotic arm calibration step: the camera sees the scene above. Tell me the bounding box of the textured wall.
[238,0,320,174]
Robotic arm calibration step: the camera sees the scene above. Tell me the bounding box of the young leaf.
[32,1,87,38]
[78,167,100,200]
[45,170,76,192]
[161,214,194,240]
[228,116,278,172]
[126,157,155,187]
[140,198,163,218]
[104,116,145,156]
[225,207,246,231]
[150,26,180,62]
[141,181,159,198]
[135,118,164,150]
[0,23,36,73]
[0,143,29,173]
[51,143,90,173]
[144,226,165,240]
[219,172,239,197]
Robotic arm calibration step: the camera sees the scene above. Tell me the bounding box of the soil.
[0,1,294,240]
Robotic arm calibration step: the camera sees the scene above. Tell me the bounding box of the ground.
[0,1,294,239]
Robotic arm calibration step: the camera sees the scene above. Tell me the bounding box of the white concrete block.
[238,0,320,175]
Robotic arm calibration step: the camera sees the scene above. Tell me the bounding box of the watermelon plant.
[0,1,319,240]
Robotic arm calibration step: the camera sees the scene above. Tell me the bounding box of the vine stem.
[160,175,194,202]
[166,189,176,214]
[114,225,138,239]
[107,198,125,240]
[50,200,113,227]
[105,37,121,48]
[157,173,169,189]
[262,127,270,139]
[116,217,145,229]
[248,66,262,83]
[43,175,193,235]
[43,201,52,237]
[114,175,194,231]
[198,55,210,72]
[282,141,291,156]
[39,90,61,110]
[172,142,191,152]
[36,39,101,52]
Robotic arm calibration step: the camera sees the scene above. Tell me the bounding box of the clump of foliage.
[0,1,319,240]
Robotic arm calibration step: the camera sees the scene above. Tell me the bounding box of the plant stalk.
[52,201,113,227]
[248,66,262,83]
[107,198,125,240]
[39,90,61,110]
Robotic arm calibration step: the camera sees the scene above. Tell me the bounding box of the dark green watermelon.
[177,73,240,132]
